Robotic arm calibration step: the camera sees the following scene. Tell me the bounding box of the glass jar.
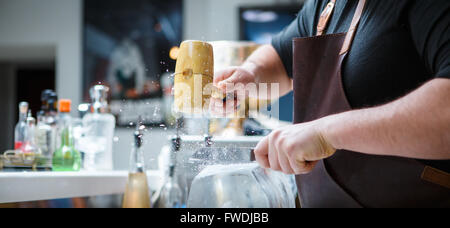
[187,162,296,208]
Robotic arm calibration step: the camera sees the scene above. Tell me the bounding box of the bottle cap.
[59,99,71,113]
[47,92,58,112]
[19,102,29,114]
[90,85,110,113]
[41,90,54,102]
[90,85,109,101]
[40,90,54,112]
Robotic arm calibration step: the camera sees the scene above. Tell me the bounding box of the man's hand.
[210,45,293,117]
[254,120,336,175]
[213,66,257,90]
[210,65,258,117]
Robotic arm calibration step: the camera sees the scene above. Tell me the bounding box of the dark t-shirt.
[272,0,450,109]
[272,0,450,171]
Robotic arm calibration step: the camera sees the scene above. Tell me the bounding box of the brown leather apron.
[293,0,450,208]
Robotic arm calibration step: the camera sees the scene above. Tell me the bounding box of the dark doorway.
[15,67,55,123]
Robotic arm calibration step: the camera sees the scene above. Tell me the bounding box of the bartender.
[213,0,450,207]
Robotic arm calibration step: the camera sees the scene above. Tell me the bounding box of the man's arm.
[254,78,450,175]
[323,78,450,159]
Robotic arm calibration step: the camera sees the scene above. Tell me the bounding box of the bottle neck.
[168,165,176,178]
[59,112,73,147]
[25,124,36,144]
[129,146,145,173]
[129,133,145,173]
[47,100,58,113]
[60,128,73,147]
[92,100,108,114]
[41,102,49,114]
[18,112,27,122]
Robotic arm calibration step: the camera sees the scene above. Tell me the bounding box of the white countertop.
[0,171,163,204]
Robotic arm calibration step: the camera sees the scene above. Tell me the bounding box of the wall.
[184,0,303,41]
[0,64,16,152]
[0,0,82,107]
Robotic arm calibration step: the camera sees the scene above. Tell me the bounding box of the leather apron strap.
[340,0,366,54]
[316,0,336,36]
[316,0,366,55]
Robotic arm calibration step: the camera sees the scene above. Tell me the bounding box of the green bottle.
[52,99,81,171]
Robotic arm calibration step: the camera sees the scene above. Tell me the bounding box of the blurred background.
[0,0,303,171]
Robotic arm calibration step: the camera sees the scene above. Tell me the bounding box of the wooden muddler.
[174,40,216,115]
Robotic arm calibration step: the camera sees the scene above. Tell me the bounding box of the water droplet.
[113,136,119,142]
[153,107,160,117]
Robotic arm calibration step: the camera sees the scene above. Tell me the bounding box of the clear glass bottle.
[14,102,29,150]
[122,120,151,208]
[35,90,58,160]
[157,135,184,208]
[82,85,116,170]
[52,99,81,171]
[159,165,184,208]
[21,110,40,155]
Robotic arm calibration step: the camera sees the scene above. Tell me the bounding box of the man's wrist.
[317,114,344,151]
[242,60,260,84]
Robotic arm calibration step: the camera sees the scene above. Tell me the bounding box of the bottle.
[52,99,81,171]
[159,165,184,208]
[14,102,29,150]
[21,110,40,155]
[157,135,184,208]
[82,85,116,170]
[35,90,58,159]
[122,119,151,208]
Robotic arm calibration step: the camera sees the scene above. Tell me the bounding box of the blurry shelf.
[0,171,162,204]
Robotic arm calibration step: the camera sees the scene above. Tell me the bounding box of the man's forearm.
[242,45,293,97]
[321,78,450,160]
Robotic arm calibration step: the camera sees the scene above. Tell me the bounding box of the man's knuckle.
[272,130,281,138]
[285,142,297,155]
[276,137,285,149]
